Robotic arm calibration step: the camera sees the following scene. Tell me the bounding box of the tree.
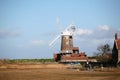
[97,44,111,56]
[94,44,112,62]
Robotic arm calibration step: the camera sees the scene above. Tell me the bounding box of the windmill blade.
[65,23,75,31]
[64,24,71,32]
[56,17,62,32]
[49,35,61,46]
[63,23,75,35]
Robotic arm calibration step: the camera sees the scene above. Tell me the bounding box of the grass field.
[0,64,120,80]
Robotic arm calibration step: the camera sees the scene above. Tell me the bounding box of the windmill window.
[69,36,72,39]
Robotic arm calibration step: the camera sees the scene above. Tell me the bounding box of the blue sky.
[0,0,120,59]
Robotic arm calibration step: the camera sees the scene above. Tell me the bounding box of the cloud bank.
[75,25,120,40]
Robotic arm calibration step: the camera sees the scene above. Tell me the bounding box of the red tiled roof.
[72,47,79,50]
[116,39,120,49]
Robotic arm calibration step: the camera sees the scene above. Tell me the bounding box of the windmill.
[49,20,75,54]
[49,19,95,62]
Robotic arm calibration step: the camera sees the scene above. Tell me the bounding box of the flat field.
[0,64,120,80]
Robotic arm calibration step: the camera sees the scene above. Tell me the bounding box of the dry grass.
[0,63,67,69]
[0,64,120,80]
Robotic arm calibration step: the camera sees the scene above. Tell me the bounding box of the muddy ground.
[0,64,120,80]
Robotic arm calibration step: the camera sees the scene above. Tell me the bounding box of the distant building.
[112,33,120,65]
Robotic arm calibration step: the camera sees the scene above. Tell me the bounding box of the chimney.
[115,33,118,40]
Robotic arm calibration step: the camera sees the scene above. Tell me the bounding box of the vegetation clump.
[0,58,54,64]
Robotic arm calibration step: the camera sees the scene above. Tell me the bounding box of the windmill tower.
[60,24,75,54]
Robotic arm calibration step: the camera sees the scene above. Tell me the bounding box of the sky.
[0,0,120,59]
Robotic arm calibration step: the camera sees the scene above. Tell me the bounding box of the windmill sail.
[49,35,61,46]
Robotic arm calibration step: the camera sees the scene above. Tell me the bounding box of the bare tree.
[94,44,112,62]
[97,44,111,56]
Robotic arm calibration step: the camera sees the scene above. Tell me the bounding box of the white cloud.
[98,25,110,31]
[30,40,46,46]
[0,29,21,38]
[75,25,119,41]
[75,28,93,35]
[118,28,120,31]
[16,40,47,49]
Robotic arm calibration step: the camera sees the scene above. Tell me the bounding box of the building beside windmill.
[112,33,120,65]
